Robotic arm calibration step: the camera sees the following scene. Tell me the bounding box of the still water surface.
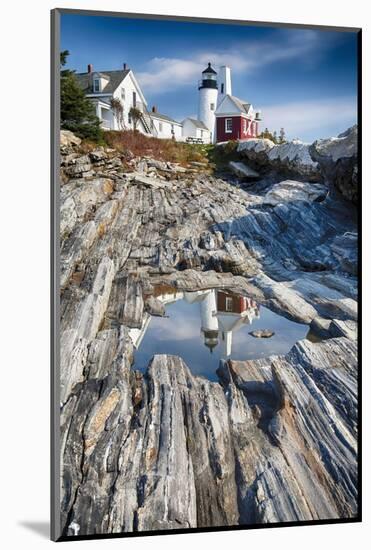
[131,288,308,381]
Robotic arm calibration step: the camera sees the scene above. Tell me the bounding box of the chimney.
[123,62,127,70]
[87,64,93,74]
[218,66,232,106]
[151,105,157,113]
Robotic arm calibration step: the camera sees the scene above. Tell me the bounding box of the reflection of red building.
[217,291,257,314]
[216,291,260,357]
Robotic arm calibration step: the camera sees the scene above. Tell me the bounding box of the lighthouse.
[198,62,218,142]
[199,289,219,353]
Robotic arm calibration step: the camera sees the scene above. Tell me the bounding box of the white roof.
[215,94,253,117]
[182,118,210,131]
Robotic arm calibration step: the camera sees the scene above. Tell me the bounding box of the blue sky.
[61,13,358,142]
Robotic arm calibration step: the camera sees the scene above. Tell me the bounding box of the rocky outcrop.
[218,336,357,523]
[232,126,359,203]
[310,125,358,203]
[60,129,82,148]
[262,180,328,206]
[237,138,321,182]
[59,132,358,537]
[61,332,357,535]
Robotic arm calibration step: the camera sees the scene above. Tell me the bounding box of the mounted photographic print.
[51,8,361,542]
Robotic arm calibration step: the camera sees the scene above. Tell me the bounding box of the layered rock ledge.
[59,130,358,536]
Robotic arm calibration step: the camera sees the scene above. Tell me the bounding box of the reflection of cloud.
[150,316,200,342]
[137,30,333,94]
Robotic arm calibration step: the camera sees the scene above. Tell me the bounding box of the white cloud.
[260,96,357,142]
[137,57,201,93]
[136,29,334,94]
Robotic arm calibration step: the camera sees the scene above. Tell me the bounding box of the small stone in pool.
[249,329,275,338]
[144,296,167,317]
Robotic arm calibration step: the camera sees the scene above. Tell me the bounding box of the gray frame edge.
[54,7,361,33]
[51,7,61,542]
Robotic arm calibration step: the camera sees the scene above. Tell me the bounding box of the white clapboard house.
[75,63,158,136]
[182,118,212,144]
[150,106,183,140]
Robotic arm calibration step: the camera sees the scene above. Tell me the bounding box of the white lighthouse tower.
[218,66,232,106]
[200,289,219,353]
[198,62,218,142]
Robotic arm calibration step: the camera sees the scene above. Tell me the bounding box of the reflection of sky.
[133,298,308,381]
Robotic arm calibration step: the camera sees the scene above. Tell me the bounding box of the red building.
[215,95,261,143]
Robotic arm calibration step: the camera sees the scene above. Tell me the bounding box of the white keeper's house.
[182,118,211,143]
[75,63,159,135]
[150,106,183,140]
[75,61,261,144]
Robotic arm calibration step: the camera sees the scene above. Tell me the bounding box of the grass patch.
[101,130,210,166]
[78,140,103,154]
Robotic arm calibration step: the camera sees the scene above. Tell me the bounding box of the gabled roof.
[75,69,130,94]
[183,118,210,131]
[215,94,252,116]
[151,112,181,124]
[229,95,252,114]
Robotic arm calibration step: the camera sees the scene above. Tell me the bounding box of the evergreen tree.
[259,127,277,142]
[279,127,286,144]
[60,51,103,141]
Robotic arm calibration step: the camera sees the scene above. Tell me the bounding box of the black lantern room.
[198,62,218,90]
[203,329,219,353]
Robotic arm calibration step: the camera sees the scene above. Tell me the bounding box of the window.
[225,118,233,133]
[210,103,215,111]
[226,297,233,312]
[159,122,163,132]
[221,83,224,94]
[171,124,174,135]
[242,119,247,133]
[132,91,136,107]
[121,88,126,101]
[93,79,100,92]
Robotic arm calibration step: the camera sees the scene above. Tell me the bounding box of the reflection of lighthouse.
[134,287,261,359]
[216,292,260,358]
[185,289,259,356]
[200,290,219,353]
